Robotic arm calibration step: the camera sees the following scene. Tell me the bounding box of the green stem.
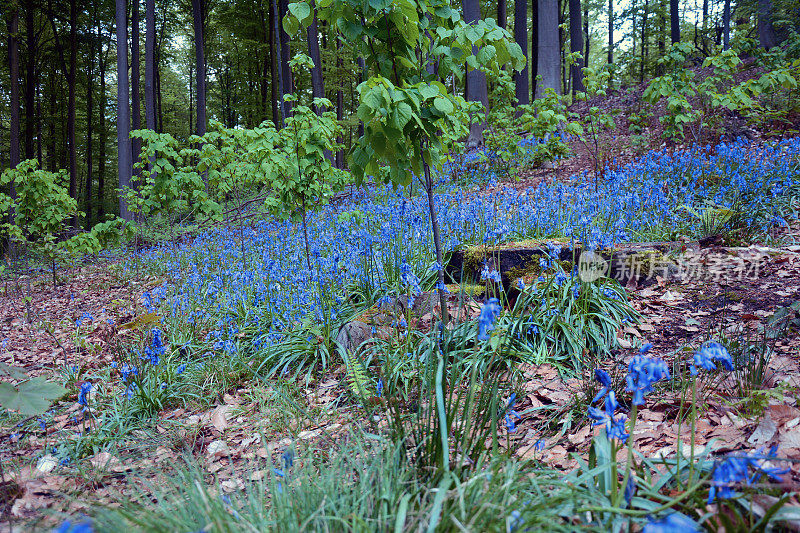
[616,403,638,508]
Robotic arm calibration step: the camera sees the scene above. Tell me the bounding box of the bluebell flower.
[592,368,612,403]
[691,341,733,376]
[77,383,92,407]
[626,356,670,405]
[376,379,383,398]
[588,391,628,443]
[144,328,166,366]
[639,342,653,354]
[708,446,788,503]
[642,512,700,533]
[176,363,187,375]
[400,262,422,295]
[504,393,522,433]
[55,517,93,533]
[534,439,545,451]
[624,476,637,504]
[477,298,501,341]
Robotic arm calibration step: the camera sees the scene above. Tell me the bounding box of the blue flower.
[54,517,93,533]
[639,342,653,354]
[144,328,166,366]
[534,439,545,451]
[592,368,612,402]
[504,393,522,433]
[376,379,384,398]
[624,476,637,504]
[691,341,733,376]
[642,512,700,533]
[708,446,788,503]
[625,356,670,405]
[176,363,187,375]
[77,383,92,407]
[588,391,628,443]
[477,298,501,341]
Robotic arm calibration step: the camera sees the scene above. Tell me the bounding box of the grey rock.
[335,320,373,353]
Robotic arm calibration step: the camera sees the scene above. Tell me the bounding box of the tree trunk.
[498,0,507,30]
[757,0,777,49]
[463,0,489,149]
[536,0,560,97]
[189,64,193,135]
[583,5,589,65]
[116,0,133,221]
[701,0,708,52]
[86,10,95,228]
[192,0,207,136]
[640,0,648,83]
[267,1,280,126]
[48,0,79,225]
[306,0,326,113]
[99,28,109,220]
[145,0,156,133]
[723,0,730,49]
[568,0,584,95]
[8,7,20,173]
[132,0,141,171]
[279,0,293,117]
[513,0,529,108]
[24,1,36,161]
[670,0,679,43]
[607,0,613,64]
[336,33,345,168]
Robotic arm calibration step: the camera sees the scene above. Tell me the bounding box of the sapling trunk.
[302,208,312,272]
[421,142,449,325]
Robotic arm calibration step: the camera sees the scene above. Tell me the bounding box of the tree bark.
[24,1,36,161]
[86,9,96,227]
[757,0,777,49]
[607,0,613,63]
[498,0,507,30]
[513,0,529,108]
[132,0,141,170]
[116,0,133,221]
[306,0,326,113]
[279,0,293,117]
[266,0,280,126]
[192,0,207,136]
[670,0,679,43]
[640,0,648,83]
[463,0,489,149]
[723,0,730,50]
[8,7,20,172]
[99,27,109,220]
[568,0,584,95]
[145,0,156,132]
[536,0,560,97]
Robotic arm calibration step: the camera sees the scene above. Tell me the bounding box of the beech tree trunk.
[192,0,207,136]
[306,0,325,113]
[116,0,133,221]
[536,0,560,97]
[279,0,293,117]
[24,1,36,161]
[723,0,731,49]
[568,0,584,94]
[463,0,489,149]
[145,0,156,132]
[757,0,777,49]
[99,32,108,219]
[8,7,20,172]
[513,0,529,108]
[608,0,613,63]
[670,0,679,43]
[498,0,507,30]
[132,0,141,170]
[86,10,96,227]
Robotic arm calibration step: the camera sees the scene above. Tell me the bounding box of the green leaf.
[433,97,454,114]
[0,363,29,380]
[0,378,66,416]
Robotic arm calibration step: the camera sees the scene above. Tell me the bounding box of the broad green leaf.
[0,378,66,416]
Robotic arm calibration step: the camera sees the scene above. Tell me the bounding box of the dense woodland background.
[0,0,799,226]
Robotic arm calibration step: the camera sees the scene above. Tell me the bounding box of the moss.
[446,283,485,297]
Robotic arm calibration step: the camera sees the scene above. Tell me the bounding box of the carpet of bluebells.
[132,138,799,352]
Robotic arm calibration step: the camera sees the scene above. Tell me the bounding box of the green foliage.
[286,0,524,187]
[0,363,65,416]
[0,160,128,285]
[644,41,800,142]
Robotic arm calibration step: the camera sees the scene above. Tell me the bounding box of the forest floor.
[2,128,800,529]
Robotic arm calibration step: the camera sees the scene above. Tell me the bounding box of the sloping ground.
[1,138,800,527]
